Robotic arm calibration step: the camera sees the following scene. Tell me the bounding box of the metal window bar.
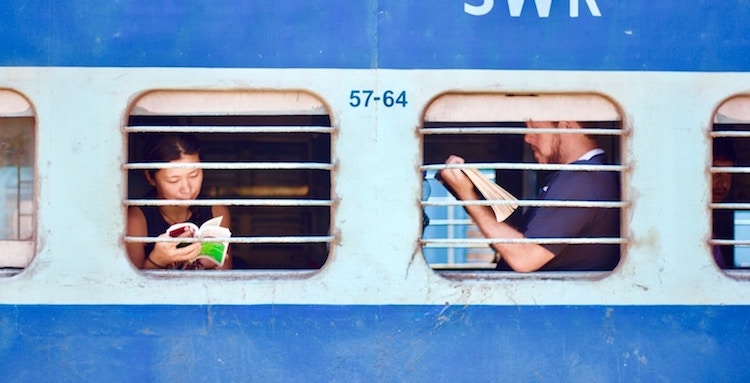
[425,218,474,226]
[124,126,334,134]
[124,235,334,245]
[711,203,750,210]
[422,162,626,172]
[125,199,332,207]
[710,130,750,138]
[709,167,750,176]
[425,199,624,209]
[421,127,626,136]
[125,162,334,171]
[712,239,750,246]
[422,237,626,247]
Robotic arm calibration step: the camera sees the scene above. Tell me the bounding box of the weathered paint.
[1,304,748,382]
[0,2,749,71]
[0,1,749,379]
[0,67,747,306]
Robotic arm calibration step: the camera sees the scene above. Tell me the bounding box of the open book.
[167,216,231,267]
[461,168,519,222]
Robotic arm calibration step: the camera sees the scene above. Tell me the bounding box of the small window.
[0,90,35,272]
[421,94,625,273]
[712,97,750,269]
[124,91,333,270]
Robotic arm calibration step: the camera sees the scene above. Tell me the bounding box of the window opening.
[0,90,35,271]
[421,94,625,273]
[124,91,333,270]
[712,97,750,269]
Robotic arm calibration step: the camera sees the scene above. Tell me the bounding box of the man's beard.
[547,136,563,164]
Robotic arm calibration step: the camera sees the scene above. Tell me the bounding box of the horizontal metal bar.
[711,239,750,246]
[422,219,475,226]
[711,203,750,210]
[125,199,333,207]
[422,237,625,246]
[423,200,625,208]
[422,162,626,172]
[124,236,334,244]
[710,130,750,138]
[709,166,750,174]
[422,242,498,249]
[124,126,334,134]
[124,162,333,171]
[421,127,624,135]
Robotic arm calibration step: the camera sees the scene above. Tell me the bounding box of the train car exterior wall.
[0,1,749,381]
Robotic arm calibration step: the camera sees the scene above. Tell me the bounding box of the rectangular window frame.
[711,98,750,272]
[420,93,626,277]
[0,90,35,273]
[123,90,335,272]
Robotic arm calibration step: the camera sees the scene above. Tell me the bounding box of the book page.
[166,216,231,266]
[196,216,231,266]
[461,168,519,222]
[199,216,224,231]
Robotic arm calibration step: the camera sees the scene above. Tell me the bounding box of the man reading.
[438,121,620,272]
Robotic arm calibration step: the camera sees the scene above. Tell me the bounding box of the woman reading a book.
[126,133,232,270]
[439,120,620,272]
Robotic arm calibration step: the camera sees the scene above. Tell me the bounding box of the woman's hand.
[146,231,202,268]
[196,258,219,269]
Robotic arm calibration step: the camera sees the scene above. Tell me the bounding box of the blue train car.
[1,1,750,381]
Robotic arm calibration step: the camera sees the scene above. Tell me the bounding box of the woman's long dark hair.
[143,133,202,179]
[142,134,204,211]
